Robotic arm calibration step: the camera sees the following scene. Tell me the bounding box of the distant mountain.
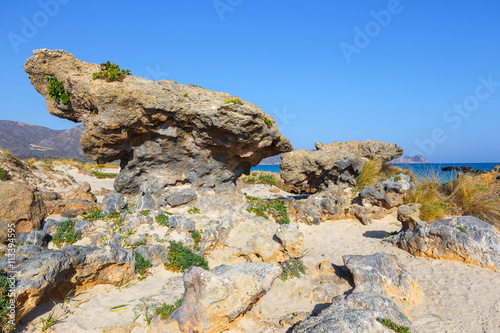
[389,155,429,164]
[0,120,86,158]
[259,154,282,165]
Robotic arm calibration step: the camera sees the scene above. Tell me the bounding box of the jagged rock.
[397,203,423,231]
[292,292,416,333]
[343,252,422,305]
[275,224,304,258]
[13,244,135,322]
[135,244,169,266]
[45,198,98,216]
[281,141,403,194]
[64,182,97,203]
[168,215,196,231]
[15,230,51,247]
[285,185,351,224]
[25,49,292,210]
[0,182,47,242]
[167,263,281,333]
[102,192,125,215]
[355,174,414,209]
[315,141,403,164]
[36,191,62,202]
[350,204,387,225]
[385,216,500,271]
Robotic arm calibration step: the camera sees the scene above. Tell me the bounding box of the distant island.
[389,155,429,164]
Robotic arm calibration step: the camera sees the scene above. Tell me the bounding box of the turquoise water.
[252,163,500,183]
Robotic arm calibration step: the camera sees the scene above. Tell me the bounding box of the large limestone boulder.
[10,244,135,322]
[343,252,422,305]
[280,140,403,193]
[385,216,500,271]
[292,292,416,333]
[24,49,292,209]
[157,263,281,333]
[0,182,46,242]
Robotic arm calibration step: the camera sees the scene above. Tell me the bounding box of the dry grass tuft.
[356,158,382,191]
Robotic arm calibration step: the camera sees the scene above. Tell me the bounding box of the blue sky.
[1,0,499,163]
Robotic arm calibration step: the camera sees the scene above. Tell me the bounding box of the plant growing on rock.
[155,212,172,227]
[355,158,382,191]
[246,195,290,224]
[135,251,152,277]
[93,61,131,82]
[45,76,69,104]
[52,220,82,248]
[264,117,273,128]
[156,297,183,321]
[164,241,209,272]
[140,210,150,216]
[188,207,201,214]
[244,172,278,187]
[190,230,202,246]
[224,98,242,104]
[82,206,103,221]
[0,168,7,181]
[0,273,14,332]
[377,318,411,333]
[279,258,307,282]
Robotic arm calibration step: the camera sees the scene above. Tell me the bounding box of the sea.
[251,163,500,183]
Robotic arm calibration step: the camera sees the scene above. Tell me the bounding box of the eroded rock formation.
[24,49,292,208]
[280,140,403,194]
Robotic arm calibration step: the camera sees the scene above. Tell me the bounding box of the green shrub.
[376,318,411,333]
[224,98,242,104]
[183,93,188,97]
[52,220,82,248]
[155,213,172,227]
[394,175,402,182]
[130,241,146,249]
[246,195,290,224]
[82,206,103,221]
[45,76,69,104]
[156,297,183,321]
[264,117,273,128]
[190,230,202,246]
[140,210,150,217]
[0,273,14,332]
[187,207,201,214]
[93,61,131,82]
[91,170,117,179]
[280,258,307,282]
[164,241,209,272]
[456,226,467,234]
[135,251,152,277]
[0,168,7,181]
[243,172,278,187]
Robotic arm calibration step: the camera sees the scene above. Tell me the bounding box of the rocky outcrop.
[385,216,500,271]
[343,252,422,305]
[163,263,281,333]
[0,182,46,242]
[25,49,292,209]
[11,244,135,322]
[292,292,416,333]
[280,140,403,194]
[44,182,99,217]
[389,154,429,164]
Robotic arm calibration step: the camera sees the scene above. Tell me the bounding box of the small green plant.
[188,207,201,214]
[456,226,467,234]
[135,251,152,277]
[105,211,121,222]
[243,172,278,187]
[190,230,202,246]
[393,175,402,182]
[264,117,273,128]
[93,61,131,82]
[130,241,146,249]
[45,76,69,104]
[344,207,350,214]
[155,212,172,227]
[246,196,290,224]
[52,220,82,248]
[183,93,188,97]
[140,210,150,217]
[156,297,183,321]
[376,318,411,333]
[224,98,242,104]
[164,241,209,272]
[384,231,398,238]
[39,302,59,332]
[91,170,117,179]
[82,206,103,221]
[280,258,307,282]
[0,168,7,181]
[0,273,14,332]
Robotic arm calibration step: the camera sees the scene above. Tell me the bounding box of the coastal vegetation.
[164,241,209,272]
[246,195,290,225]
[93,61,131,82]
[45,76,69,104]
[52,220,82,248]
[243,171,278,187]
[279,258,307,282]
[0,273,14,332]
[156,297,183,321]
[135,251,152,277]
[223,98,242,104]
